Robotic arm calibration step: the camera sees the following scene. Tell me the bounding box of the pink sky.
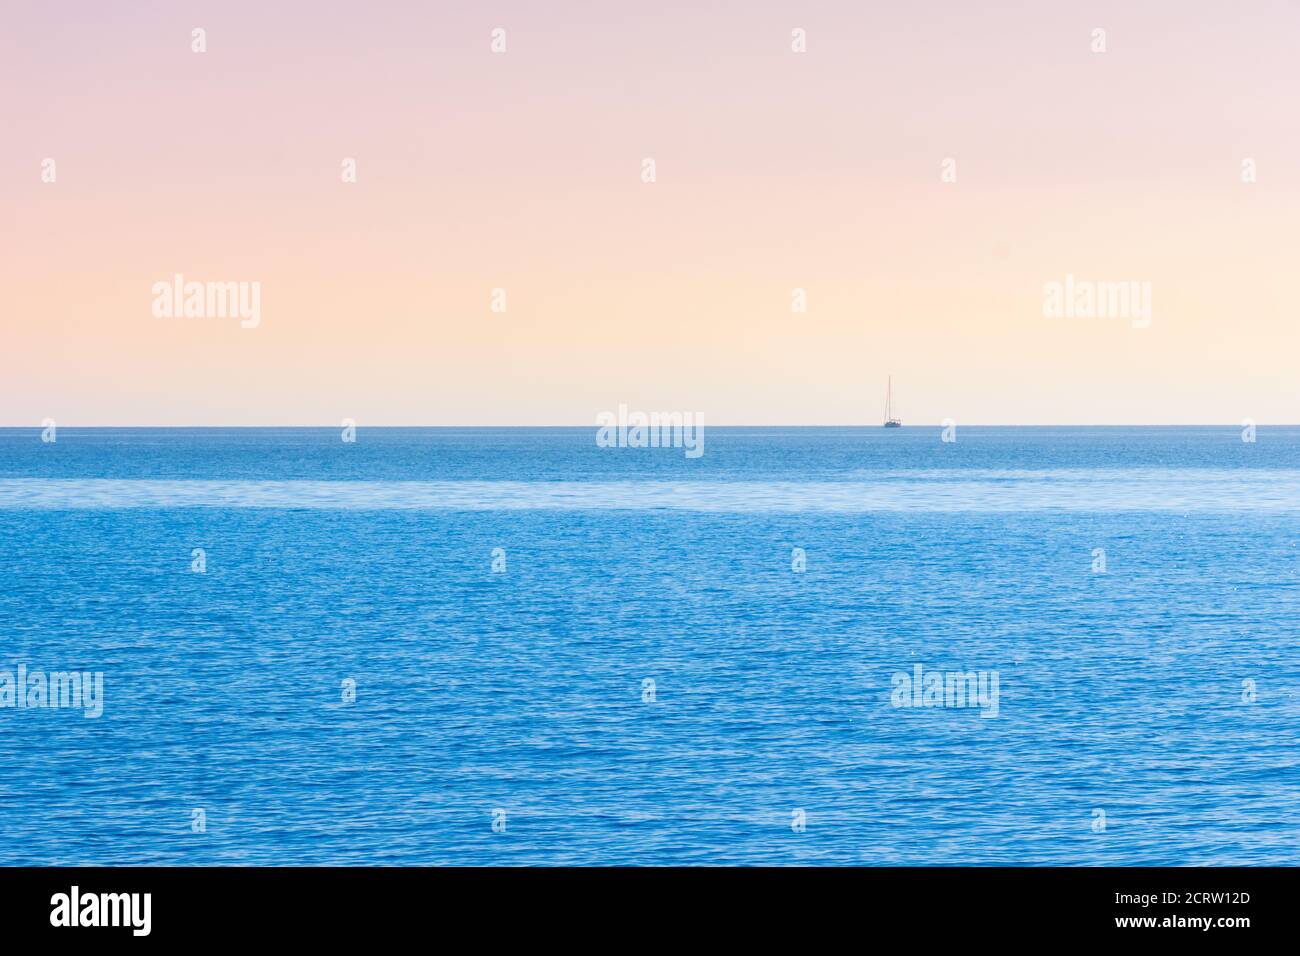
[3,1,1298,425]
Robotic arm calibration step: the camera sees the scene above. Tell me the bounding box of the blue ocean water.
[0,426,1297,865]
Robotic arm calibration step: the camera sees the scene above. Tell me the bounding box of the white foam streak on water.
[2,470,1299,512]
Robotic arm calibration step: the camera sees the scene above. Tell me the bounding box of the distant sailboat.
[884,376,902,428]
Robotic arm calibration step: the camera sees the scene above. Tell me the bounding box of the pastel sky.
[4,1,1298,425]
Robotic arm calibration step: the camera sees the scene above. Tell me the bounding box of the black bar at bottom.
[0,866,1284,942]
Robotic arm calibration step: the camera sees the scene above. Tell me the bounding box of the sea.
[0,426,1297,865]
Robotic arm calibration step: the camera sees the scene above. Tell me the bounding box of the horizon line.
[2,423,1294,430]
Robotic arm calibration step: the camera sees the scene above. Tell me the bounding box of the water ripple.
[3,470,1300,512]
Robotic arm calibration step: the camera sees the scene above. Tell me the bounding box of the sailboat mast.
[883,374,901,426]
